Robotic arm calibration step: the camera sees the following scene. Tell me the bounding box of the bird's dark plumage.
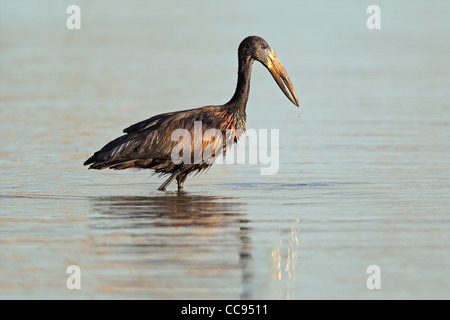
[84,36,299,191]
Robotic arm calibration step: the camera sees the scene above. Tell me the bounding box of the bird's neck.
[226,56,254,115]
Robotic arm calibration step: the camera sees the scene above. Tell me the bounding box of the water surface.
[1,0,449,299]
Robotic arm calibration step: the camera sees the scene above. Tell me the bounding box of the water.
[1,0,449,299]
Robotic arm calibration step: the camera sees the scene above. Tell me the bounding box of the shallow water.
[1,1,449,299]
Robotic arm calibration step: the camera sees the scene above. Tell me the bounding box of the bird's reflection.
[88,192,254,299]
[90,192,246,228]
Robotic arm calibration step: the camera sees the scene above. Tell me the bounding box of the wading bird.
[84,36,299,191]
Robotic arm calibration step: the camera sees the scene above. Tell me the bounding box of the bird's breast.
[212,109,246,144]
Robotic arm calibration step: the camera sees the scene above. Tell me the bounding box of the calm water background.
[1,0,449,299]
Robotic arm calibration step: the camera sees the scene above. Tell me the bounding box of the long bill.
[266,49,299,107]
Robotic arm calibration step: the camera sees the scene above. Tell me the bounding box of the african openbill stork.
[84,36,299,191]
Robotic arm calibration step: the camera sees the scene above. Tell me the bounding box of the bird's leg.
[176,174,187,191]
[157,173,177,191]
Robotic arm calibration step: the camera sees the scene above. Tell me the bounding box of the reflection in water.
[88,193,255,299]
[91,192,245,228]
[270,220,300,299]
[238,222,253,300]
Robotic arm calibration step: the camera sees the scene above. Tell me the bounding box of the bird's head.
[239,36,299,107]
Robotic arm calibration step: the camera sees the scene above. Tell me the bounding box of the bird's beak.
[266,49,299,107]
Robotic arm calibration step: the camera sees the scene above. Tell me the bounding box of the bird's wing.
[84,106,218,169]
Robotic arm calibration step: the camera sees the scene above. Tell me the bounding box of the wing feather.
[84,105,219,170]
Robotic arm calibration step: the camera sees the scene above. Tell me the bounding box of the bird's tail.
[83,134,139,170]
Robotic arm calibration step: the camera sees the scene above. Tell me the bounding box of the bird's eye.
[261,43,268,50]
